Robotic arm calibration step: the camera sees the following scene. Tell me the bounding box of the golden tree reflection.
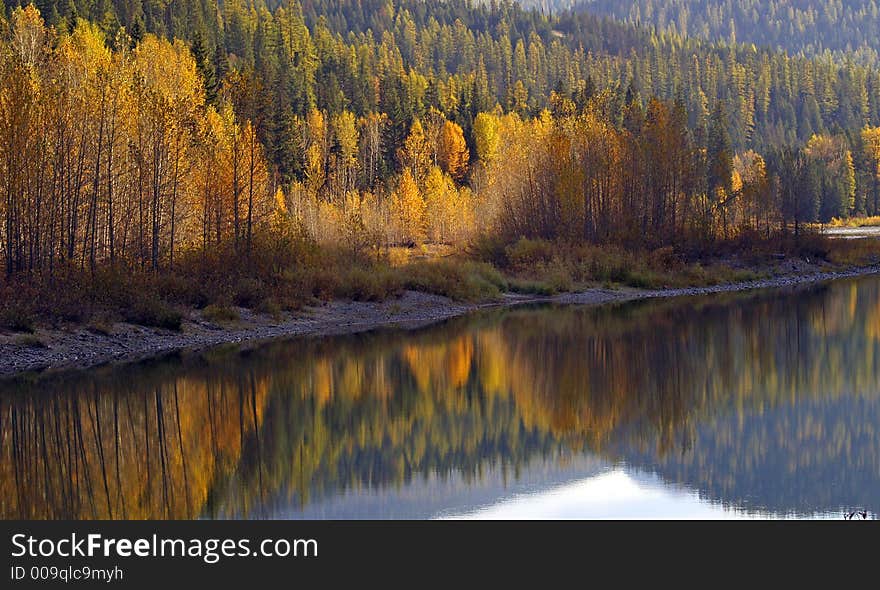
[3,277,880,518]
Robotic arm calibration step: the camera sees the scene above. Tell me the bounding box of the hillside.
[3,0,880,335]
[521,0,880,66]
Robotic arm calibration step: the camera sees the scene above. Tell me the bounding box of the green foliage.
[320,265,403,302]
[467,235,510,267]
[402,259,508,301]
[508,279,558,296]
[505,238,556,269]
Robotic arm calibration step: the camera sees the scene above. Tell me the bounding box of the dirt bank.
[2,264,879,379]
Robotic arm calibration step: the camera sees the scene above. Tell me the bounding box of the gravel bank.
[2,264,879,379]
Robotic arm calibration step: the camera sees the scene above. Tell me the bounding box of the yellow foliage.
[391,169,426,245]
[474,112,500,164]
[437,120,469,182]
[398,119,431,182]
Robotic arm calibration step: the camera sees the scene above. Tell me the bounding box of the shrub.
[793,233,831,260]
[623,270,663,289]
[155,272,210,308]
[508,279,556,296]
[255,298,282,318]
[647,246,680,271]
[332,265,402,301]
[468,234,509,267]
[0,305,35,333]
[124,298,183,331]
[403,259,506,301]
[234,277,267,308]
[579,245,638,283]
[544,264,574,292]
[505,237,556,269]
[202,304,240,323]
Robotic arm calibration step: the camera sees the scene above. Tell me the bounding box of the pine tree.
[708,101,733,200]
[191,31,218,104]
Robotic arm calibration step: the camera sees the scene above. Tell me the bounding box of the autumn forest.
[3,0,880,328]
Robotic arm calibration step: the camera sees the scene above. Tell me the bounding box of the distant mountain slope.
[517,0,880,65]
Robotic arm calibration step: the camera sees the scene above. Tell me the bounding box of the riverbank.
[2,262,879,379]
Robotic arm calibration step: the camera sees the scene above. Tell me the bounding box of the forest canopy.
[2,0,880,328]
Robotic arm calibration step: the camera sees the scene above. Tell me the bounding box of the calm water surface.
[3,276,880,519]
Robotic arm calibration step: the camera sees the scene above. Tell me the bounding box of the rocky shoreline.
[2,263,879,379]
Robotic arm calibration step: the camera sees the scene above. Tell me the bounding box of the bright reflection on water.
[438,468,843,520]
[2,275,880,520]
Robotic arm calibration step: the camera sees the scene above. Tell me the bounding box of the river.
[2,275,879,519]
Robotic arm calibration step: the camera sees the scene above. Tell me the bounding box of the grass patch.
[202,304,241,324]
[255,298,283,319]
[330,265,403,301]
[124,298,183,331]
[402,259,507,301]
[824,237,880,266]
[508,279,557,296]
[485,237,778,291]
[3,227,874,334]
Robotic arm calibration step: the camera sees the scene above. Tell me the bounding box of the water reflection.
[440,469,846,520]
[2,276,880,519]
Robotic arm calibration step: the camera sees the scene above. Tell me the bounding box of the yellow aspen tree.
[391,169,426,246]
[437,120,469,182]
[473,112,500,165]
[422,108,446,166]
[331,110,358,202]
[243,119,271,255]
[304,108,327,196]
[423,166,456,243]
[357,112,386,190]
[197,106,228,249]
[398,119,431,183]
[132,34,202,270]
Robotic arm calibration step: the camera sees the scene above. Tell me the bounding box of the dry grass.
[202,304,241,324]
[401,259,508,301]
[3,229,877,333]
[0,238,510,331]
[824,237,880,266]
[488,237,763,290]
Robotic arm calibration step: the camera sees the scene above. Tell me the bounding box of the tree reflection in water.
[2,276,880,519]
